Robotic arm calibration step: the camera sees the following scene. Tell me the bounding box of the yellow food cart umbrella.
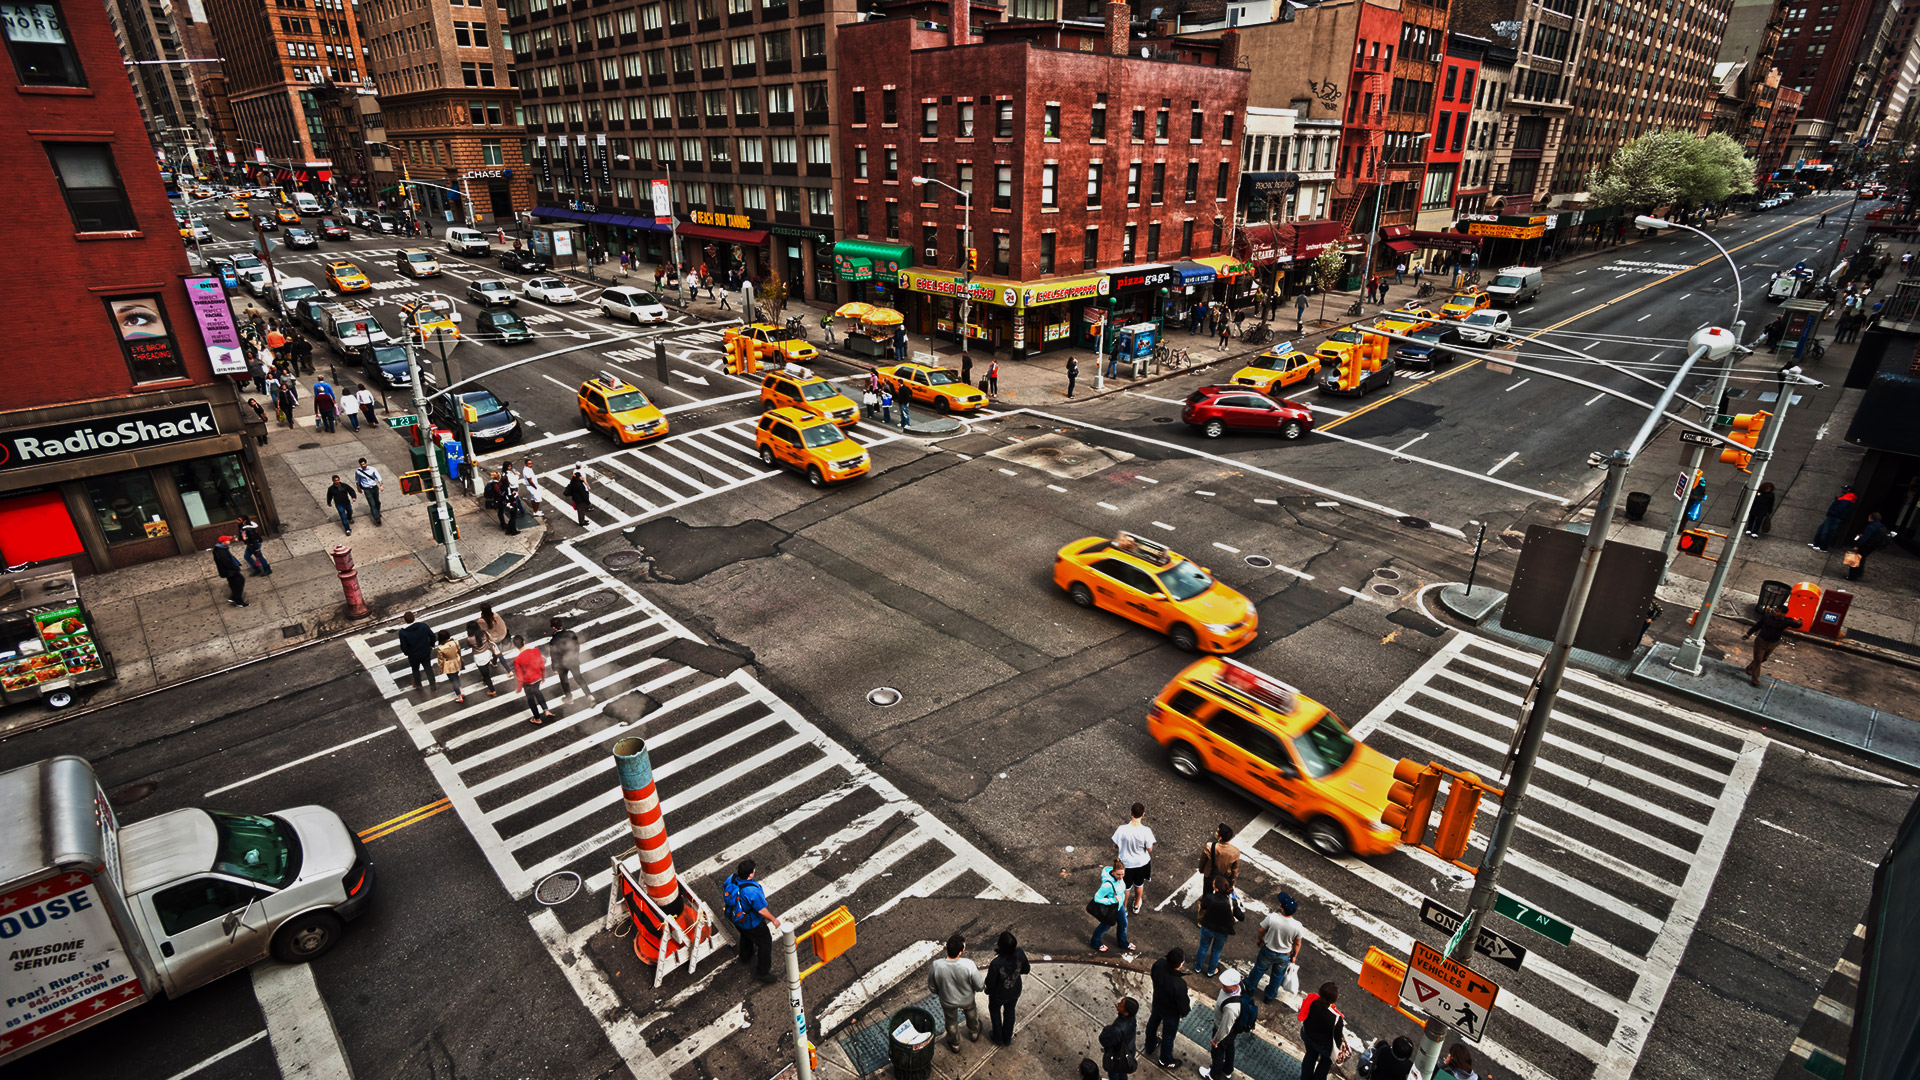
[862,307,905,327]
[834,301,876,319]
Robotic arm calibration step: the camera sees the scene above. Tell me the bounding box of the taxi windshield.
[209,811,301,888]
[1156,560,1214,602]
[800,381,841,401]
[801,424,847,448]
[1291,712,1357,779]
[1329,330,1364,345]
[1247,356,1284,371]
[333,265,361,276]
[608,389,653,411]
[921,368,958,385]
[1448,294,1479,306]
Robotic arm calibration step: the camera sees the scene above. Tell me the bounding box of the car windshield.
[1493,275,1525,288]
[371,345,407,367]
[208,811,301,888]
[1465,312,1500,326]
[608,389,652,411]
[407,252,433,262]
[289,229,308,237]
[801,424,848,448]
[1248,356,1284,371]
[1410,330,1446,344]
[1156,560,1214,601]
[1329,330,1364,345]
[631,291,661,305]
[1290,711,1358,779]
[463,391,506,415]
[475,280,506,291]
[282,286,319,301]
[922,368,958,385]
[1449,295,1478,306]
[800,381,841,401]
[485,312,524,330]
[233,256,261,270]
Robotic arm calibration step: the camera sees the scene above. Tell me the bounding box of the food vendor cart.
[0,562,116,710]
[846,306,905,360]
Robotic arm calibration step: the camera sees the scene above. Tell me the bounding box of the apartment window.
[995,164,1012,209]
[1146,222,1160,261]
[763,29,789,62]
[799,25,825,58]
[957,163,972,202]
[734,86,759,118]
[882,87,897,124]
[1460,70,1475,105]
[47,144,136,232]
[852,92,866,124]
[884,200,899,237]
[742,184,766,211]
[705,89,728,117]
[854,147,867,178]
[730,36,755,66]
[993,232,1011,275]
[1211,217,1222,250]
[1180,219,1194,257]
[1154,109,1168,139]
[1189,111,1202,140]
[770,136,797,164]
[1039,232,1055,274]
[808,187,833,217]
[923,103,938,137]
[676,91,698,118]
[1086,163,1102,207]
[919,161,938,196]
[923,223,938,258]
[1090,105,1107,140]
[805,135,831,165]
[1084,227,1099,265]
[1044,104,1060,138]
[960,101,975,136]
[469,100,503,125]
[1131,108,1145,139]
[1151,162,1165,203]
[996,100,1013,137]
[1185,161,1203,201]
[885,147,898,180]
[1122,224,1136,261]
[461,61,494,86]
[708,136,730,163]
[1436,113,1451,148]
[7,1,87,86]
[854,198,868,233]
[1222,114,1234,141]
[738,136,763,162]
[454,21,489,47]
[699,41,723,70]
[1127,163,1140,204]
[1041,164,1056,207]
[672,44,694,72]
[642,4,663,29]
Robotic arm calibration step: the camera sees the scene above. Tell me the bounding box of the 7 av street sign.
[1496,893,1576,945]
[1419,899,1529,972]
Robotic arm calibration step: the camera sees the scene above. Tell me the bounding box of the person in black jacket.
[1361,1036,1416,1080]
[396,610,437,690]
[1195,875,1243,977]
[1744,482,1776,538]
[324,474,357,535]
[1848,512,1895,581]
[1098,996,1138,1080]
[1142,947,1191,1068]
[210,537,248,607]
[1298,983,1347,1080]
[985,930,1030,1045]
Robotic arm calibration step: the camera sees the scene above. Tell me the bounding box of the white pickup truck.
[0,756,372,1064]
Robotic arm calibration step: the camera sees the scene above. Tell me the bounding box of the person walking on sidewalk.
[986,360,1000,399]
[1743,604,1795,686]
[548,616,593,703]
[961,352,973,387]
[1089,854,1132,953]
[238,514,270,576]
[1296,292,1308,333]
[1847,512,1895,581]
[211,536,248,607]
[722,860,783,982]
[985,931,1030,1045]
[1811,486,1858,550]
[1143,947,1192,1069]
[928,934,985,1051]
[1198,968,1252,1080]
[1744,482,1776,538]
[1066,355,1080,398]
[1195,874,1243,976]
[1112,803,1155,913]
[397,612,436,690]
[435,629,466,704]
[1247,892,1304,1003]
[313,382,337,433]
[356,385,377,428]
[1098,997,1139,1080]
[563,470,592,526]
[1297,983,1347,1080]
[512,634,557,723]
[354,458,384,526]
[325,474,358,534]
[898,391,912,430]
[1198,823,1241,893]
[1218,321,1232,350]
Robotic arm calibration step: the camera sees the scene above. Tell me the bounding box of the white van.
[1483,266,1543,306]
[293,191,322,216]
[599,286,670,324]
[269,274,322,316]
[444,227,491,255]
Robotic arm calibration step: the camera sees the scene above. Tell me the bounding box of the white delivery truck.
[0,756,372,1065]
[293,191,322,216]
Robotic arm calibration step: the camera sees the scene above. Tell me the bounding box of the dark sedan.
[429,387,523,449]
[473,309,533,344]
[497,249,552,274]
[285,227,319,249]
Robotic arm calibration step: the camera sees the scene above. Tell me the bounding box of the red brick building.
[833,1,1250,360]
[0,0,274,572]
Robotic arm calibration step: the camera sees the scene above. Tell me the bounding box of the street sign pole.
[404,326,467,580]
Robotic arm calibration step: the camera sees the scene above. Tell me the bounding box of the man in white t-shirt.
[1112,802,1156,914]
[1247,892,1304,1003]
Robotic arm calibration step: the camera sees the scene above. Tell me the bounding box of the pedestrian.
[512,633,558,723]
[564,469,592,526]
[1218,321,1231,350]
[1194,874,1242,977]
[356,385,377,427]
[312,382,336,432]
[985,930,1030,1045]
[1359,1036,1418,1080]
[1066,355,1080,398]
[1394,260,1406,284]
[961,352,973,386]
[520,459,545,518]
[861,383,878,420]
[898,391,912,430]
[1820,211,1829,228]
[1413,263,1423,288]
[1143,947,1192,1070]
[1439,1043,1478,1079]
[1112,802,1155,913]
[435,629,466,703]
[1763,315,1786,347]
[1247,892,1303,1003]
[1098,997,1139,1080]
[1297,983,1347,1080]
[1810,485,1858,550]
[722,860,784,982]
[1743,604,1795,686]
[276,383,296,428]
[1846,511,1894,580]
[879,386,894,424]
[325,474,357,534]
[1745,482,1776,537]
[1192,300,1208,334]
[238,514,271,576]
[1198,822,1241,892]
[1198,968,1253,1080]
[210,536,248,607]
[502,485,524,535]
[1295,293,1308,332]
[397,611,436,690]
[928,934,985,1051]
[244,397,269,441]
[464,619,500,697]
[1089,854,1132,953]
[354,457,384,526]
[549,616,593,703]
[986,359,1000,398]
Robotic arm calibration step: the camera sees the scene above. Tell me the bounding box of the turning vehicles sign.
[1400,941,1500,1043]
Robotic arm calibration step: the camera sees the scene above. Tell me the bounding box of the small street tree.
[1312,244,1346,323]
[1593,131,1757,215]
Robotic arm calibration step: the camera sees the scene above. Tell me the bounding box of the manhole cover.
[867,687,902,707]
[1373,568,1401,580]
[1371,583,1403,597]
[1152,416,1174,423]
[298,442,321,450]
[604,550,644,570]
[535,871,582,905]
[1244,555,1274,569]
[109,781,159,807]
[1397,516,1430,529]
[1500,533,1525,550]
[578,591,616,609]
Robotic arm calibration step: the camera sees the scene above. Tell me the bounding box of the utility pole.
[403,318,468,580]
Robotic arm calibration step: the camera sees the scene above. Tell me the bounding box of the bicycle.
[1415,281,1435,298]
[1243,323,1272,346]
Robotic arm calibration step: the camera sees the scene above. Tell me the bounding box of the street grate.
[281,624,305,639]
[604,549,645,570]
[534,871,582,906]
[477,553,522,577]
[1179,1002,1301,1080]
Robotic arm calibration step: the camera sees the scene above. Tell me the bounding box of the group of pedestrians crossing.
[394,606,594,720]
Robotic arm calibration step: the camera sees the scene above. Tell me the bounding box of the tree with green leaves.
[1592,131,1757,214]
[1312,244,1347,323]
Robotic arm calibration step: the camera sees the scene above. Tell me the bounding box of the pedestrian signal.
[1382,759,1440,847]
[398,468,433,495]
[1719,411,1770,472]
[1676,528,1710,556]
[1432,775,1483,863]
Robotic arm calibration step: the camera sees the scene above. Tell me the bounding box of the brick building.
[175,7,245,181]
[1407,33,1487,270]
[0,0,276,572]
[363,0,531,224]
[1449,0,1580,213]
[201,0,372,176]
[1453,39,1512,217]
[833,2,1250,359]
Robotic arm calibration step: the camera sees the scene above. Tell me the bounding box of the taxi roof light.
[1113,531,1174,566]
[1217,658,1298,714]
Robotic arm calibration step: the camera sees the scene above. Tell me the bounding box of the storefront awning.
[830,239,914,264]
[1193,255,1253,278]
[900,268,1019,307]
[1381,224,1412,240]
[1019,274,1109,307]
[1410,230,1482,252]
[677,222,770,245]
[1383,239,1417,255]
[835,255,875,281]
[1170,261,1217,285]
[1294,220,1345,259]
[1236,223,1292,266]
[534,206,589,221]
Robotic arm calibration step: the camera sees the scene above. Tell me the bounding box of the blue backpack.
[1231,993,1258,1034]
[723,876,752,925]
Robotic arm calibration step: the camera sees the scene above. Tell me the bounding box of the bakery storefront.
[1016,275,1109,357]
[0,390,276,575]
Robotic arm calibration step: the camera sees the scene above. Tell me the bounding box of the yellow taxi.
[275,207,301,225]
[225,204,251,220]
[877,362,988,413]
[1230,345,1320,393]
[406,311,460,342]
[761,371,860,427]
[755,406,870,486]
[1372,313,1433,338]
[324,261,371,292]
[189,187,214,199]
[1053,531,1257,653]
[725,322,819,366]
[1147,656,1402,857]
[1436,288,1491,320]
[1387,301,1437,320]
[578,374,668,443]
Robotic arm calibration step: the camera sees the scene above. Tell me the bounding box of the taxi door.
[763,375,800,410]
[904,369,932,404]
[1086,558,1163,625]
[1202,711,1301,816]
[581,386,611,429]
[765,420,804,467]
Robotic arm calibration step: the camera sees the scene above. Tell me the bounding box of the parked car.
[497,249,552,274]
[428,386,523,450]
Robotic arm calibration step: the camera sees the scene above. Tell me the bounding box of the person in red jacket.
[512,634,558,724]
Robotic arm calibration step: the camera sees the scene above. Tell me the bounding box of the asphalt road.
[4,192,1910,1080]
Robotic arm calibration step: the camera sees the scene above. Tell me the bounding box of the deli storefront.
[896,270,1111,360]
[0,390,276,575]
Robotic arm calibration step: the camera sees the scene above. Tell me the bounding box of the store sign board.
[1468,222,1546,239]
[901,270,1001,304]
[1022,277,1109,307]
[692,210,753,230]
[0,404,220,472]
[183,276,248,375]
[1109,267,1177,293]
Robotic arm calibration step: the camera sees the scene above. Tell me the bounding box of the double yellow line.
[1317,207,1836,432]
[358,797,452,842]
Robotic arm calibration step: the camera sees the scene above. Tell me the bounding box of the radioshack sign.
[0,404,220,472]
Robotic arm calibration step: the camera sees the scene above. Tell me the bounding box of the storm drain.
[1397,516,1431,530]
[1371,583,1404,597]
[604,549,645,570]
[1152,416,1174,423]
[535,871,582,906]
[281,624,306,639]
[867,687,902,708]
[1244,555,1274,569]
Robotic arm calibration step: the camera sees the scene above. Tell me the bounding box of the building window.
[1180,219,1194,257]
[5,0,87,86]
[771,135,797,164]
[923,223,938,259]
[882,87,897,123]
[1211,217,1222,250]
[1090,105,1106,140]
[923,103,938,137]
[1039,232,1054,273]
[994,164,1012,209]
[960,100,975,137]
[1189,111,1202,140]
[171,455,259,530]
[852,91,866,124]
[482,138,503,165]
[1216,162,1228,199]
[808,187,833,217]
[1083,227,1099,266]
[994,232,1010,275]
[1127,163,1141,205]
[1041,164,1056,207]
[47,144,136,233]
[1222,114,1234,141]
[854,147,867,178]
[763,29,790,63]
[1044,104,1060,138]
[854,198,868,234]
[995,100,1014,138]
[798,24,825,58]
[919,160,938,196]
[1146,222,1160,260]
[1152,162,1166,204]
[454,20,490,47]
[1131,108,1145,139]
[885,147,898,180]
[104,295,184,383]
[805,135,831,166]
[85,469,168,547]
[884,200,899,238]
[957,162,972,202]
[735,86,759,118]
[1086,163,1102,208]
[1122,224,1136,261]
[1154,109,1168,139]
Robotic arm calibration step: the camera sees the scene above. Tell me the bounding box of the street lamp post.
[914,176,973,359]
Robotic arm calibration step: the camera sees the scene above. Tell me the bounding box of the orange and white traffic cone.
[609,737,724,986]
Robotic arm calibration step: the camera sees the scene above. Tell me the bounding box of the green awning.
[835,255,874,281]
[830,239,913,282]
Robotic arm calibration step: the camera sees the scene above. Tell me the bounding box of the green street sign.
[385,415,418,428]
[1495,894,1574,946]
[1711,413,1737,427]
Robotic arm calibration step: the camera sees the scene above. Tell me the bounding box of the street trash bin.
[1785,582,1824,632]
[1757,580,1792,615]
[1809,589,1854,639]
[887,1006,937,1080]
[1625,491,1652,521]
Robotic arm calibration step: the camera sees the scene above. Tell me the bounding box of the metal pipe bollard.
[332,545,371,618]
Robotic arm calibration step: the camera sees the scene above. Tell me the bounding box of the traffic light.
[1382,758,1440,847]
[726,336,754,375]
[966,247,978,274]
[1432,774,1484,863]
[1339,350,1362,390]
[1357,945,1409,1007]
[1676,528,1711,557]
[1719,411,1771,472]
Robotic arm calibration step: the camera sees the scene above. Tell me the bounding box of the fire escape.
[1334,45,1390,236]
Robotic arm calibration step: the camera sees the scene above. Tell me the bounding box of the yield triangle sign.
[1410,977,1442,1004]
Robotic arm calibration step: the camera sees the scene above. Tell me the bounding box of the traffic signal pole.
[404,326,468,580]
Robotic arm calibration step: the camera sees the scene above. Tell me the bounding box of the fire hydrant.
[332,545,371,619]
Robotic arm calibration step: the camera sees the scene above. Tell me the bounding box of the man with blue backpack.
[722,860,784,982]
[1198,968,1258,1080]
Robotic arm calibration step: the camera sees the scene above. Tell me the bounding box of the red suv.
[1181,385,1315,440]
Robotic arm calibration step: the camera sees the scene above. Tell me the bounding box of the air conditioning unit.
[925,248,939,259]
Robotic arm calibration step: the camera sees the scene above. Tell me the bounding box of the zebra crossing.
[1210,632,1764,1080]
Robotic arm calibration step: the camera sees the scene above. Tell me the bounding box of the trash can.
[887,1007,937,1080]
[1756,580,1792,616]
[1625,491,1652,521]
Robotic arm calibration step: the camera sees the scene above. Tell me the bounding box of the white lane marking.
[953,453,974,460]
[1571,287,1587,294]
[1126,390,1188,404]
[1488,452,1520,475]
[997,467,1019,476]
[1576,269,1589,275]
[530,909,666,1079]
[478,427,591,462]
[1585,392,1606,406]
[1590,341,1603,350]
[251,961,354,1080]
[655,1004,753,1073]
[661,388,761,413]
[1315,500,1340,507]
[1098,501,1120,510]
[1505,378,1530,392]
[1679,293,1692,301]
[1254,498,1278,505]
[1152,520,1175,531]
[1274,563,1315,580]
[540,372,577,394]
[1047,483,1068,492]
[204,726,398,797]
[1194,490,1217,496]
[164,1033,268,1080]
[1638,313,1653,322]
[1213,542,1241,553]
[1339,585,1387,605]
[1311,430,1569,505]
[1431,523,1466,538]
[1756,819,1880,867]
[1394,433,1428,453]
[1137,475,1160,484]
[819,940,945,1035]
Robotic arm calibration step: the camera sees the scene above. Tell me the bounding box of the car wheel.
[1203,419,1226,439]
[1281,420,1305,440]
[935,397,952,413]
[807,466,825,488]
[760,397,774,412]
[759,446,776,466]
[1167,742,1205,780]
[1069,582,1094,608]
[271,911,343,963]
[580,408,594,430]
[1305,817,1351,858]
[1169,624,1200,652]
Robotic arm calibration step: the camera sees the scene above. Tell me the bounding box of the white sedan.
[467,278,519,308]
[1456,309,1513,344]
[523,276,578,304]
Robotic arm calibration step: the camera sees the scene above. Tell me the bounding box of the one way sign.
[1419,898,1529,971]
[1402,942,1500,1044]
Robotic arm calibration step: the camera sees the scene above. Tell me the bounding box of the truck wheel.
[807,466,825,488]
[1305,817,1350,858]
[1167,742,1205,779]
[272,911,344,963]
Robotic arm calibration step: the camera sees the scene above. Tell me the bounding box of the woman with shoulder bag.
[434,629,466,704]
[1089,855,1132,954]
[463,620,499,698]
[985,931,1031,1045]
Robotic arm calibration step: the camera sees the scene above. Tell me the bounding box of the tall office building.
[103,0,210,165]
[200,0,372,174]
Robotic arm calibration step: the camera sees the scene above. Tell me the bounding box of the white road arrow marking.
[672,370,711,386]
